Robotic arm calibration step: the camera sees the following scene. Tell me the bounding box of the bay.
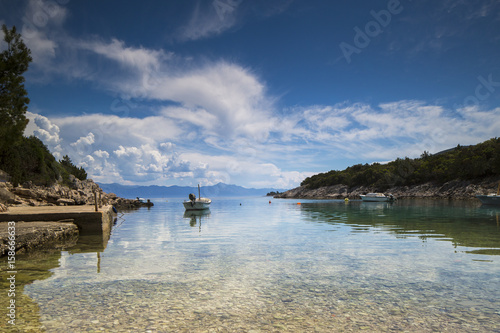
[2,197,500,332]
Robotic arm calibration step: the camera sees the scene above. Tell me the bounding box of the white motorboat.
[476,183,500,206]
[183,184,211,210]
[360,193,396,202]
[476,194,500,205]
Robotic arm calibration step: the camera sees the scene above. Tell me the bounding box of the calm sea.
[2,197,500,332]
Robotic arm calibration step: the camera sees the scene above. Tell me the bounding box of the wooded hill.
[0,136,87,186]
[301,138,500,190]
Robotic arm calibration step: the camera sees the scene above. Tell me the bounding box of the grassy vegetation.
[301,138,500,190]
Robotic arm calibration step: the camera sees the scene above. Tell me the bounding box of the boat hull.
[361,196,391,202]
[183,199,211,210]
[360,194,395,202]
[476,195,500,206]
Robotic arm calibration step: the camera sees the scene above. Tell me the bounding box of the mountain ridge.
[97,182,287,199]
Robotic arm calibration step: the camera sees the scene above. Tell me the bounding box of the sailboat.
[183,184,211,210]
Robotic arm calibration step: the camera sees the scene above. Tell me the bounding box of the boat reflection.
[184,209,211,230]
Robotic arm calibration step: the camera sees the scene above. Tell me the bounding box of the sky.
[1,0,499,189]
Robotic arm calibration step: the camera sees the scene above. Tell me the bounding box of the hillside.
[0,136,87,187]
[301,138,500,190]
[277,138,500,199]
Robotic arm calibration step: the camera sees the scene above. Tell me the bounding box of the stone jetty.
[0,172,153,256]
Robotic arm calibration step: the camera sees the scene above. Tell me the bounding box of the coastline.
[274,177,500,200]
[0,176,154,256]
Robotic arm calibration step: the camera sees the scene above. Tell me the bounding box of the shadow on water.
[297,198,500,254]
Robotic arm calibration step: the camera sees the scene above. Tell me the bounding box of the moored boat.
[183,184,211,210]
[360,193,396,202]
[476,183,500,206]
[476,194,500,205]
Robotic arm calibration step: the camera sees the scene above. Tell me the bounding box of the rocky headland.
[0,174,152,212]
[274,177,500,200]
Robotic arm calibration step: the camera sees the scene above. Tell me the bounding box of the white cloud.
[17,12,499,188]
[176,1,240,41]
[77,38,166,73]
[30,34,276,142]
[174,0,293,42]
[93,150,110,159]
[19,0,67,67]
[160,142,175,152]
[70,132,95,156]
[26,100,500,188]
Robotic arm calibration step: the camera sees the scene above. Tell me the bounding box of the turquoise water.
[4,197,500,332]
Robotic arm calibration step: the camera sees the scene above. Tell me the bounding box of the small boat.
[183,184,211,210]
[476,183,500,206]
[360,193,396,202]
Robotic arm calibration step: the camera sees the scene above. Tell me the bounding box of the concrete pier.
[0,205,115,234]
[0,205,116,256]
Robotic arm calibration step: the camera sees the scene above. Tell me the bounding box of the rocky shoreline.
[0,175,154,256]
[274,177,500,200]
[0,175,153,212]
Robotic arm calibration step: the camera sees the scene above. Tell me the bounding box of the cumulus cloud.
[70,132,95,156]
[17,9,500,188]
[26,99,500,187]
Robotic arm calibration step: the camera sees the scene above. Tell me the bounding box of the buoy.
[269,200,271,204]
[297,202,301,205]
[344,198,349,202]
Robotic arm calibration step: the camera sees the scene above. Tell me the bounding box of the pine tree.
[0,24,33,156]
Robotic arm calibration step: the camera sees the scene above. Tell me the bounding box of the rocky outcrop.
[0,221,79,256]
[275,177,500,200]
[0,169,10,182]
[0,174,153,211]
[111,197,154,210]
[2,176,104,207]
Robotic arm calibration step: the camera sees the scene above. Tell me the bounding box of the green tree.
[60,155,87,181]
[0,24,32,156]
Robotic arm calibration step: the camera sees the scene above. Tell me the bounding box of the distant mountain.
[97,182,288,199]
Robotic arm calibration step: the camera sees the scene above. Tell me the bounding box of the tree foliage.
[1,136,62,186]
[60,155,87,181]
[301,138,500,190]
[0,24,32,153]
[0,25,88,187]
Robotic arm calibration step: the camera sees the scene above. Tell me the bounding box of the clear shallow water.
[2,197,500,332]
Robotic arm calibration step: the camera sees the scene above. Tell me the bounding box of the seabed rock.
[0,221,78,256]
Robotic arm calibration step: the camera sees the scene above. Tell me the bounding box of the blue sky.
[1,0,500,189]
